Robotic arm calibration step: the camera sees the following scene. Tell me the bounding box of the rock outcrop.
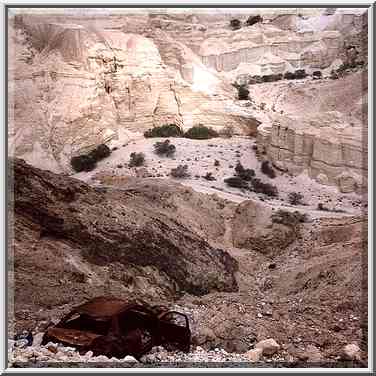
[10,158,239,330]
[257,111,366,193]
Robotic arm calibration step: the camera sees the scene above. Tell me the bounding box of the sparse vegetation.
[235,161,255,181]
[284,69,307,80]
[251,178,278,197]
[230,19,242,30]
[261,160,276,179]
[129,152,145,167]
[271,209,309,226]
[237,84,250,100]
[70,144,111,173]
[170,164,190,178]
[153,139,176,157]
[71,154,97,172]
[224,176,249,189]
[203,172,216,181]
[184,124,219,140]
[288,192,304,205]
[144,124,184,138]
[312,70,322,79]
[246,15,263,26]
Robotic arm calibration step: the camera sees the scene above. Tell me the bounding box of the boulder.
[245,348,263,362]
[342,343,361,361]
[255,338,280,355]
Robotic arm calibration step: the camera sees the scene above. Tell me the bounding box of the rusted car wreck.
[42,296,191,359]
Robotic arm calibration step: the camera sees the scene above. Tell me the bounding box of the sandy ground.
[73,133,364,218]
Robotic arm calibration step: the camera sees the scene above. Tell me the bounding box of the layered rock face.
[150,9,366,76]
[255,69,367,193]
[257,113,366,193]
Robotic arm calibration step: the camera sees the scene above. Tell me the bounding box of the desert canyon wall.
[8,8,367,192]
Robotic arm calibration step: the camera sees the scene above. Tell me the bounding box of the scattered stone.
[122,355,138,362]
[255,338,280,355]
[32,332,44,347]
[245,348,263,362]
[304,344,323,362]
[342,343,361,360]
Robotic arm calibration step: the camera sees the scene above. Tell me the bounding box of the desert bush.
[203,172,216,181]
[71,143,111,172]
[170,164,190,178]
[261,160,276,179]
[294,69,308,79]
[234,161,255,181]
[251,178,278,197]
[70,154,97,172]
[220,124,235,138]
[153,139,176,157]
[330,70,339,80]
[214,160,220,166]
[288,192,304,205]
[271,209,308,226]
[129,152,145,167]
[230,19,242,30]
[262,73,283,83]
[224,176,249,189]
[284,70,307,80]
[249,75,263,84]
[88,144,111,160]
[284,71,295,80]
[144,124,184,138]
[312,70,322,79]
[246,15,263,26]
[237,85,250,100]
[184,124,219,140]
[317,202,329,211]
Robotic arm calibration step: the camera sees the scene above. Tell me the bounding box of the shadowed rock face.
[11,158,238,300]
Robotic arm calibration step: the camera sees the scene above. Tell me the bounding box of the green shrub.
[312,70,322,79]
[203,172,216,181]
[129,152,145,167]
[237,85,249,100]
[144,124,184,138]
[170,164,190,178]
[230,19,242,30]
[224,176,249,189]
[153,139,176,157]
[184,125,219,140]
[234,161,255,181]
[246,15,263,26]
[70,143,111,172]
[288,192,304,205]
[271,209,308,226]
[261,160,276,179]
[88,144,111,160]
[70,154,97,172]
[251,178,278,197]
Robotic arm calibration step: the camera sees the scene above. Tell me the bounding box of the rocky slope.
[9,158,239,332]
[9,158,367,365]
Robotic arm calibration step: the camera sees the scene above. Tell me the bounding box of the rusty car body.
[42,296,191,359]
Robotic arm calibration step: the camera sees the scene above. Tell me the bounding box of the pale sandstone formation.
[257,111,366,193]
[8,9,367,175]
